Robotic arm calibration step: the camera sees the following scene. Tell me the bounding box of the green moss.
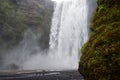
[79,0,120,80]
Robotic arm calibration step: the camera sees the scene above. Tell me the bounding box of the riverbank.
[0,70,83,80]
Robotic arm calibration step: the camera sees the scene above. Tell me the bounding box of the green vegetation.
[0,0,18,47]
[0,0,53,49]
[79,0,120,80]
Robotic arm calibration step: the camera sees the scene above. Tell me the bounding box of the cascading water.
[22,0,91,70]
[1,0,97,70]
[49,0,89,69]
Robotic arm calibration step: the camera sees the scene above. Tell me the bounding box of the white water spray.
[49,0,89,69]
[22,0,90,70]
[1,0,97,70]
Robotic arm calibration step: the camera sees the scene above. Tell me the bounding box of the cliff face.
[79,0,120,80]
[16,0,54,49]
[0,0,53,50]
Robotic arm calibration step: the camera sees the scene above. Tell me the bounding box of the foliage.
[0,0,18,48]
[79,0,120,80]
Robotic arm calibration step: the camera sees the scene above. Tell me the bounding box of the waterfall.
[23,0,91,70]
[49,0,89,69]
[1,0,97,71]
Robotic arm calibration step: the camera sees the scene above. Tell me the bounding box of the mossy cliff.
[0,0,53,50]
[0,0,18,48]
[79,0,120,80]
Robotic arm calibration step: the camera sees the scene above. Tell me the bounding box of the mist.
[0,0,97,71]
[1,29,77,70]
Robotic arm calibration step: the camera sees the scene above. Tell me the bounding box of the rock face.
[0,0,53,50]
[79,0,120,80]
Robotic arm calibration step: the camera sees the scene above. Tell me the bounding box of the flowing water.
[49,0,89,69]
[1,0,97,71]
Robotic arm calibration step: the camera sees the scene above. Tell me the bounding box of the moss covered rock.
[79,0,120,80]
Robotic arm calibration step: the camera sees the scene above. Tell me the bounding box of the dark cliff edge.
[79,0,120,80]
